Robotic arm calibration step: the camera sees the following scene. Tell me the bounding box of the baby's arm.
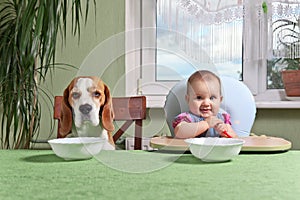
[174,121,209,139]
[173,113,209,138]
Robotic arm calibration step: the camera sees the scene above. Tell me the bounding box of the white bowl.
[48,137,105,160]
[185,138,245,162]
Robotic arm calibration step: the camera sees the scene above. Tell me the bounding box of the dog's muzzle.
[74,103,99,127]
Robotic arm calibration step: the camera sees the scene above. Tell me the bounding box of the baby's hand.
[204,116,224,128]
[214,123,227,135]
[216,123,238,138]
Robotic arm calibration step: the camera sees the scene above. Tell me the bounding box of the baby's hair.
[187,70,222,94]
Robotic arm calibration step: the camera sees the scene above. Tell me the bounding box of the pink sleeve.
[222,113,232,125]
[172,112,193,128]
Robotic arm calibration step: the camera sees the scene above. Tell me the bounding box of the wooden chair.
[53,96,146,150]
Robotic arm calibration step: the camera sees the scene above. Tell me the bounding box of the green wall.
[252,109,300,149]
[36,0,126,145]
[36,0,300,150]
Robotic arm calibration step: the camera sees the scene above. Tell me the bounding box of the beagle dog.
[60,76,115,150]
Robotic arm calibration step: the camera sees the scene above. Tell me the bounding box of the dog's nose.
[79,104,92,114]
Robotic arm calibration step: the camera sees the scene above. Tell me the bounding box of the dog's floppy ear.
[60,84,73,136]
[101,84,114,132]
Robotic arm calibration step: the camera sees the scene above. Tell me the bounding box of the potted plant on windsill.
[280,58,300,97]
[0,0,95,149]
[273,16,300,97]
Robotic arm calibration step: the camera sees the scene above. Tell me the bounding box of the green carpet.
[1,150,300,200]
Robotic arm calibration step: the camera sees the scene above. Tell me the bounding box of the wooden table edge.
[150,136,292,152]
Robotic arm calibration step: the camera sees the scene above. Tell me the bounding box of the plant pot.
[281,70,300,96]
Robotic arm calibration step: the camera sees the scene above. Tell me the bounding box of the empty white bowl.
[185,138,245,162]
[48,137,105,160]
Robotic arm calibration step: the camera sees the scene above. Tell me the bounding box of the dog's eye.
[93,91,101,98]
[72,92,80,99]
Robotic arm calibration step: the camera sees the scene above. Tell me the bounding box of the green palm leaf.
[0,0,95,149]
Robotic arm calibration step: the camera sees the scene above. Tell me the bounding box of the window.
[267,2,300,89]
[156,0,243,81]
[125,0,300,108]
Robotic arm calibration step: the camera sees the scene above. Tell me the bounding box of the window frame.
[125,0,300,108]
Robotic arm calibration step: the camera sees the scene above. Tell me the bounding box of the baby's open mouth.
[200,108,211,113]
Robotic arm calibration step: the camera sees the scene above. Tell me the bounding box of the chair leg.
[113,120,134,142]
[134,120,142,150]
[57,120,62,138]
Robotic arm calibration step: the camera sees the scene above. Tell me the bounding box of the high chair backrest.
[164,76,256,137]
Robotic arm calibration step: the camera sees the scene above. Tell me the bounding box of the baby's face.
[186,79,222,118]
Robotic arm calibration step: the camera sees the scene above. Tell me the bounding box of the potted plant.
[272,17,300,97]
[0,0,95,149]
[280,58,300,97]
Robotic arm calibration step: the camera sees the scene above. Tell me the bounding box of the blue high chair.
[164,76,257,137]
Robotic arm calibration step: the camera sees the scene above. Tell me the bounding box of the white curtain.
[157,0,300,63]
[268,0,300,59]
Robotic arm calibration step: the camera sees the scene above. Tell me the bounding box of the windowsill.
[144,95,300,109]
[255,101,300,109]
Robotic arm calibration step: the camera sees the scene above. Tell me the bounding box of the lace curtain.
[157,0,300,63]
[269,1,300,59]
